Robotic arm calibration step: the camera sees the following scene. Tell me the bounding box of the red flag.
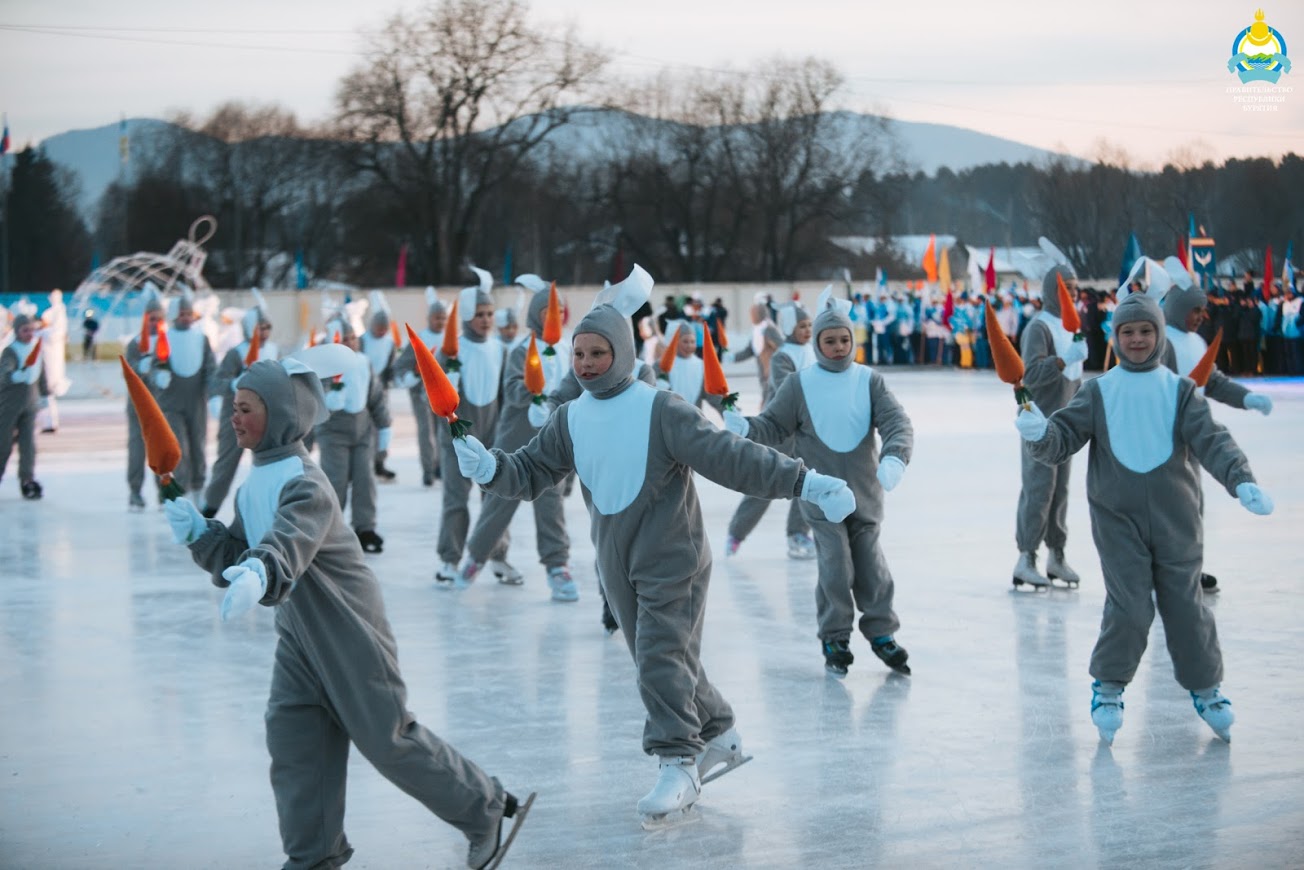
[395,243,408,288]
[921,235,938,283]
[942,290,955,327]
[1177,236,1189,269]
[1263,245,1274,302]
[985,247,997,292]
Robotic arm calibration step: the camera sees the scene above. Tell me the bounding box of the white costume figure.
[37,289,70,433]
[155,289,217,494]
[0,311,47,499]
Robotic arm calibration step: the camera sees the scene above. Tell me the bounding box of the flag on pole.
[1,114,9,155]
[938,246,952,294]
[921,235,938,284]
[502,242,513,286]
[395,243,408,288]
[1262,245,1274,301]
[295,250,307,290]
[1283,242,1295,295]
[119,116,129,165]
[985,247,997,292]
[1118,232,1143,287]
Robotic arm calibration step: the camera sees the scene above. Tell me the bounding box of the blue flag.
[295,250,307,290]
[1118,232,1143,288]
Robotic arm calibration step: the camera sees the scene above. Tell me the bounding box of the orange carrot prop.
[244,329,262,367]
[307,330,317,348]
[1057,274,1083,339]
[542,282,563,355]
[986,301,1030,408]
[715,324,728,350]
[1189,328,1223,387]
[701,326,738,411]
[119,355,184,500]
[138,312,151,353]
[332,330,341,344]
[524,334,546,404]
[390,321,402,348]
[23,337,42,368]
[406,323,470,438]
[658,332,678,380]
[441,300,461,372]
[155,321,171,365]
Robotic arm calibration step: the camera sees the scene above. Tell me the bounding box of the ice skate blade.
[640,804,699,831]
[482,791,535,870]
[1011,577,1050,591]
[1096,728,1116,745]
[700,754,753,786]
[1046,573,1080,589]
[825,665,849,679]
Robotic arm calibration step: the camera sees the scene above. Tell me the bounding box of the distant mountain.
[39,111,1081,224]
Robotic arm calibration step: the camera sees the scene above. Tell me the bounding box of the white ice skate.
[466,788,536,870]
[546,566,579,602]
[489,559,524,586]
[1045,548,1081,588]
[436,561,460,589]
[787,533,817,560]
[1012,552,1051,590]
[697,728,753,785]
[455,559,483,590]
[1191,687,1234,742]
[1091,680,1125,744]
[637,757,701,830]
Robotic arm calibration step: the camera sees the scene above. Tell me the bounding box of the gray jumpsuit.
[153,321,216,493]
[482,305,809,757]
[742,309,914,645]
[204,338,278,512]
[124,335,159,500]
[188,360,508,869]
[392,331,442,482]
[1026,295,1256,691]
[315,349,390,535]
[0,337,45,485]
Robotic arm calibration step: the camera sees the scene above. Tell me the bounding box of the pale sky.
[2,0,1301,169]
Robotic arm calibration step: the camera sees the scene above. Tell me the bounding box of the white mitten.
[152,369,173,390]
[1059,340,1089,365]
[396,371,421,389]
[527,401,550,429]
[446,371,461,392]
[377,427,392,452]
[163,497,207,544]
[453,434,496,484]
[220,558,268,621]
[208,395,222,418]
[720,349,736,365]
[876,455,906,492]
[9,370,24,384]
[801,470,855,522]
[323,389,346,412]
[1015,404,1048,442]
[723,409,749,437]
[137,356,153,375]
[1244,393,1273,416]
[25,367,41,385]
[1236,482,1274,516]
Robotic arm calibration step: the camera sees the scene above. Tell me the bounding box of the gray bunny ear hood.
[236,345,354,455]
[1111,294,1168,372]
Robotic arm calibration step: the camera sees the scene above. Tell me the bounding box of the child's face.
[342,334,360,351]
[1117,321,1157,363]
[16,322,35,343]
[818,327,853,361]
[370,321,388,338]
[467,303,495,338]
[175,310,198,329]
[792,319,813,344]
[498,322,519,343]
[232,388,268,450]
[1184,307,1206,332]
[573,333,614,381]
[256,322,273,344]
[676,327,697,357]
[428,309,447,333]
[147,310,164,334]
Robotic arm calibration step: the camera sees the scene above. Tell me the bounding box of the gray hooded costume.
[0,314,47,485]
[481,304,809,757]
[391,297,447,482]
[187,359,508,868]
[728,303,814,543]
[435,287,504,565]
[1161,284,1249,409]
[204,306,277,513]
[741,302,914,644]
[1026,295,1256,690]
[155,296,217,492]
[125,295,165,502]
[315,320,391,535]
[1015,264,1082,555]
[465,288,569,569]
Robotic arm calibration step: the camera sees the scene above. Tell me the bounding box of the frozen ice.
[2,365,1302,868]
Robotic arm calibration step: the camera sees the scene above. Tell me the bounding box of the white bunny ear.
[369,289,391,316]
[1162,256,1194,292]
[817,284,834,312]
[593,264,654,317]
[1145,262,1174,300]
[1117,256,1150,298]
[469,265,493,293]
[515,273,548,293]
[425,286,438,307]
[777,304,798,337]
[1038,236,1070,267]
[459,286,481,319]
[285,344,355,380]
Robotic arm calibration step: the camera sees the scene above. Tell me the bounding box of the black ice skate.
[601,600,619,636]
[357,529,384,553]
[21,479,43,500]
[467,789,536,870]
[822,639,854,678]
[1200,573,1219,593]
[871,636,911,675]
[373,458,397,483]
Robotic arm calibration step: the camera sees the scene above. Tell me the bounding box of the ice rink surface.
[2,366,1301,869]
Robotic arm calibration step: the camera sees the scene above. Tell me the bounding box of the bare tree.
[334,0,606,284]
[1031,140,1140,277]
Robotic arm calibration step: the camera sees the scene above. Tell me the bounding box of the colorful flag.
[295,250,307,290]
[1283,242,1295,295]
[1,114,9,155]
[985,247,997,292]
[1177,236,1188,270]
[395,243,408,288]
[938,247,952,294]
[1263,245,1274,301]
[1118,232,1143,287]
[119,116,129,165]
[921,235,938,284]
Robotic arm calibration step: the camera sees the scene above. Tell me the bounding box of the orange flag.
[1189,328,1223,387]
[244,329,262,367]
[542,282,563,354]
[701,324,737,410]
[985,301,1030,408]
[23,337,42,368]
[524,334,546,399]
[120,355,184,499]
[921,234,938,283]
[406,324,470,438]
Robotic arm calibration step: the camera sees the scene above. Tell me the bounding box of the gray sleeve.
[367,372,392,430]
[392,344,417,381]
[546,369,583,413]
[210,349,242,399]
[745,374,803,446]
[769,353,797,392]
[1028,382,1096,466]
[636,362,658,386]
[501,344,534,411]
[1160,342,1179,373]
[731,343,755,363]
[0,348,17,382]
[870,374,913,464]
[1177,384,1255,497]
[243,475,338,605]
[658,393,804,499]
[189,515,251,589]
[1020,322,1062,396]
[1203,367,1249,409]
[485,408,576,500]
